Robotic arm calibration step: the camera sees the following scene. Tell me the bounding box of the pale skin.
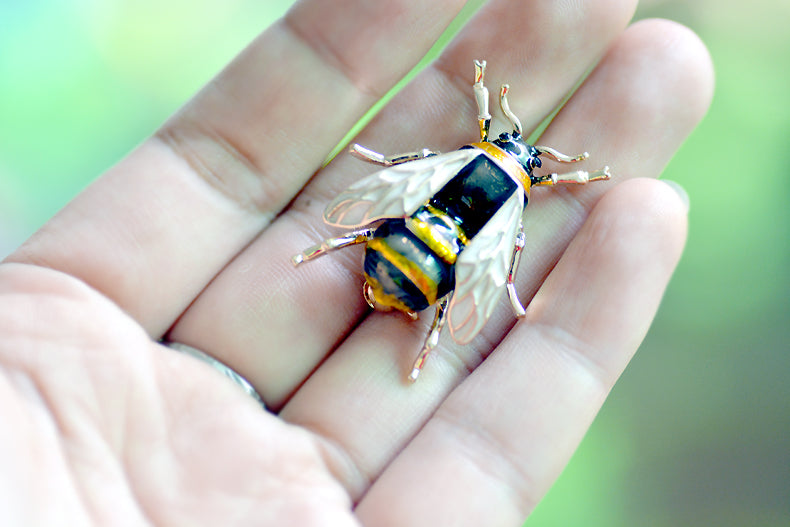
[0,0,713,525]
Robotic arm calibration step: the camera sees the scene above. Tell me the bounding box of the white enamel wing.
[324,148,526,345]
[447,190,523,343]
[324,149,479,226]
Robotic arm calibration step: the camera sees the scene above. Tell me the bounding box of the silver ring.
[163,342,265,408]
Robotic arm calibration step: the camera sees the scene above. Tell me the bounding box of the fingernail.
[661,179,690,212]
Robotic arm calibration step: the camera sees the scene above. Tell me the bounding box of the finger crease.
[527,320,612,392]
[282,15,385,102]
[155,123,281,220]
[431,406,541,517]
[431,335,489,381]
[299,419,373,504]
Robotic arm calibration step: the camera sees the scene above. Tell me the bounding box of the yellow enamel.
[425,203,469,245]
[407,217,457,264]
[366,237,438,305]
[363,274,415,313]
[468,142,531,194]
[405,204,470,265]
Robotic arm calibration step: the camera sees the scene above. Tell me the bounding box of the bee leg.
[408,293,452,382]
[506,223,527,318]
[291,227,375,266]
[349,144,438,167]
[531,166,612,187]
[473,59,491,142]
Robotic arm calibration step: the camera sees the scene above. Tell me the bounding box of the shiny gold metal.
[409,294,451,382]
[350,143,438,167]
[363,282,377,309]
[534,145,589,164]
[506,227,527,318]
[291,228,375,265]
[533,167,612,187]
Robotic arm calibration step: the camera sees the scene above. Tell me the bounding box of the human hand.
[1,0,712,525]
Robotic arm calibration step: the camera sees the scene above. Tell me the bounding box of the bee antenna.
[534,145,589,163]
[499,84,523,137]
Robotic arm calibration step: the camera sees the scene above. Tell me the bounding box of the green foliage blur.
[1,1,787,525]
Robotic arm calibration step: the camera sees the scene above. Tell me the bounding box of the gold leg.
[291,228,375,266]
[408,294,452,382]
[532,166,611,187]
[506,224,527,318]
[349,144,438,166]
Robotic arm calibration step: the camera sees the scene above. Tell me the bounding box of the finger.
[486,15,717,328]
[280,18,713,500]
[168,0,639,408]
[355,177,689,526]
[5,0,467,335]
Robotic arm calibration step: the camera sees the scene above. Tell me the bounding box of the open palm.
[1,0,712,525]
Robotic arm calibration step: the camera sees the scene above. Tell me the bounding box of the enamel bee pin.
[293,60,611,382]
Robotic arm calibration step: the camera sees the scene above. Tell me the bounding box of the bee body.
[292,60,611,382]
[364,217,456,313]
[363,143,525,314]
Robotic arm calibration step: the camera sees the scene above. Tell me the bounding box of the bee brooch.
[293,60,611,382]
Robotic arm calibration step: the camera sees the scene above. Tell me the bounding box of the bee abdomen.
[363,220,454,313]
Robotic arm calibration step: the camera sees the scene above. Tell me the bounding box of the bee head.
[492,133,542,174]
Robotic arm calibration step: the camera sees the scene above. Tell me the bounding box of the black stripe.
[364,220,454,312]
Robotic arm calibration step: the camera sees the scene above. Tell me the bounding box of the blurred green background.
[1,0,787,525]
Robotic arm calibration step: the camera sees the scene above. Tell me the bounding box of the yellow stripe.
[363,274,415,313]
[408,217,455,263]
[366,237,438,305]
[407,219,457,264]
[468,142,531,195]
[406,205,469,265]
[425,203,469,245]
